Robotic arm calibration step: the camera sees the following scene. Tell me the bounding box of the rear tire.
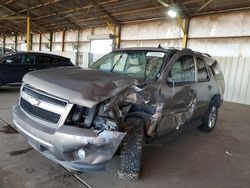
[200,100,218,132]
[118,118,144,180]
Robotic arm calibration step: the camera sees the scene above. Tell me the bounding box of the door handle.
[208,85,213,90]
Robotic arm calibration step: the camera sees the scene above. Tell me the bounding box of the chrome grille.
[20,98,60,124]
[20,84,73,127]
[23,87,67,107]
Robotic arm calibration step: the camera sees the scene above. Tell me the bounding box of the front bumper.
[12,104,125,172]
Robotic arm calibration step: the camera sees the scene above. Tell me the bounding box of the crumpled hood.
[23,67,142,108]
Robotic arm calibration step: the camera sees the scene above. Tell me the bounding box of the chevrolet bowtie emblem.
[28,96,40,106]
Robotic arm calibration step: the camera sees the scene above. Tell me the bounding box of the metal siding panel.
[216,56,250,105]
[226,57,237,102]
[238,58,248,104]
[231,57,243,102]
[233,57,245,103]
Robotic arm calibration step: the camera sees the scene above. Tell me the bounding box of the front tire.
[200,102,218,132]
[118,118,144,180]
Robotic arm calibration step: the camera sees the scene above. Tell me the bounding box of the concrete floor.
[0,87,250,188]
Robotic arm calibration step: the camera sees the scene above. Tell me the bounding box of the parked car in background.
[0,52,74,87]
[12,47,225,180]
[0,47,16,55]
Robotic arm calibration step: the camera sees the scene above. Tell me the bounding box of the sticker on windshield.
[146,52,165,58]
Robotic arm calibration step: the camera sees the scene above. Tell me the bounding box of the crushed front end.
[12,84,126,171]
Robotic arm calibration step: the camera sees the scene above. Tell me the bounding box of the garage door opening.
[90,39,113,63]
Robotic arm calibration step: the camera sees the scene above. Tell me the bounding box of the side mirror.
[6,59,14,64]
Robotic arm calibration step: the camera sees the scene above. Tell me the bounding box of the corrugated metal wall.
[216,57,250,105]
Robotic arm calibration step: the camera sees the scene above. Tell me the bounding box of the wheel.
[118,118,144,180]
[200,101,218,132]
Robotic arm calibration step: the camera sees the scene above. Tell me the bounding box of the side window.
[167,55,195,86]
[44,56,55,64]
[197,58,209,82]
[55,57,68,64]
[210,61,222,75]
[23,55,35,64]
[35,55,54,64]
[35,55,45,64]
[5,55,23,64]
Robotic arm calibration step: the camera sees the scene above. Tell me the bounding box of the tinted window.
[55,57,69,64]
[35,55,45,64]
[4,55,23,64]
[197,58,209,82]
[168,55,195,85]
[44,56,55,64]
[36,55,54,64]
[23,55,35,64]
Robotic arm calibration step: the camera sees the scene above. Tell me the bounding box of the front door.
[157,53,198,136]
[1,54,35,84]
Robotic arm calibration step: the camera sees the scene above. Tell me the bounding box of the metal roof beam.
[196,0,214,13]
[39,6,163,28]
[91,0,120,23]
[0,2,49,33]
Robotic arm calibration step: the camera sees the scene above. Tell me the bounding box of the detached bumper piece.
[12,104,126,172]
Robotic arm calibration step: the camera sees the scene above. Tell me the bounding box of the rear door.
[157,52,198,135]
[192,56,212,118]
[34,55,55,70]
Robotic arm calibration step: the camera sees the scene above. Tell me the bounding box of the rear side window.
[210,61,222,75]
[197,58,209,82]
[44,56,55,64]
[55,57,69,64]
[167,55,195,86]
[36,55,54,64]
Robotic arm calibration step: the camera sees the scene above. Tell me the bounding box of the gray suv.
[12,47,225,180]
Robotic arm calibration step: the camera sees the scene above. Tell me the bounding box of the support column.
[3,36,5,54]
[76,29,80,66]
[14,34,17,51]
[49,32,53,52]
[62,30,65,52]
[177,16,190,49]
[116,25,122,49]
[26,16,30,51]
[39,33,42,51]
[30,34,33,51]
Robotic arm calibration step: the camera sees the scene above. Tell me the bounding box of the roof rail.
[194,51,212,57]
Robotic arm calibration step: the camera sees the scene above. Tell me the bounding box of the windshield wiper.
[110,53,123,72]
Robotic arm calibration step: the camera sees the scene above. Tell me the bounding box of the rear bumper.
[12,104,125,172]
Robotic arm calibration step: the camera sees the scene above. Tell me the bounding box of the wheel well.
[211,94,222,108]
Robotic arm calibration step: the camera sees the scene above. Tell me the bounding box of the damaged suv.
[12,47,224,180]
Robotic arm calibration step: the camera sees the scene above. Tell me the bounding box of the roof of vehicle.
[113,47,214,59]
[1,51,70,59]
[113,47,181,53]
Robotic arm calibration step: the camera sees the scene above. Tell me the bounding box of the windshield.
[89,50,167,80]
